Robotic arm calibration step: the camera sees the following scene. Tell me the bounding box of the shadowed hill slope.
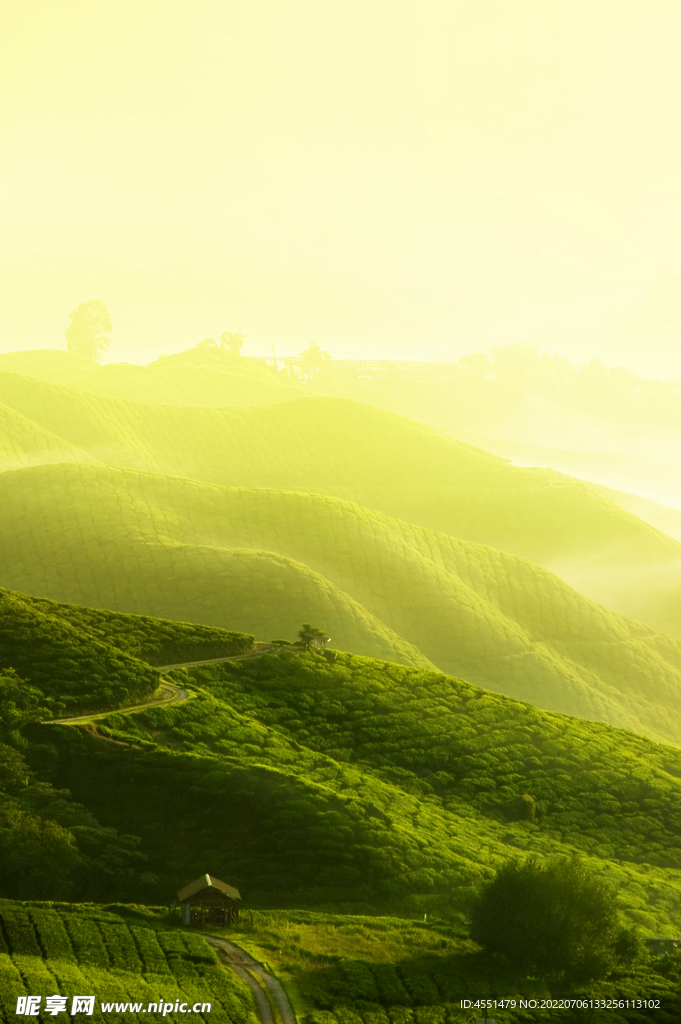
[1,368,680,635]
[4,465,681,744]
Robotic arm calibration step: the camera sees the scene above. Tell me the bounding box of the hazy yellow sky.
[2,0,681,376]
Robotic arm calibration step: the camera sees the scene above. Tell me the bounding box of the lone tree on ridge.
[298,341,332,377]
[219,331,246,355]
[64,300,112,362]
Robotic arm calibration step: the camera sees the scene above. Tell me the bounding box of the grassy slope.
[0,470,431,671]
[0,587,254,716]
[0,369,679,638]
[0,899,255,1024]
[1,591,680,996]
[0,589,158,715]
[222,909,680,1022]
[4,465,681,742]
[0,350,96,383]
[0,401,97,473]
[43,645,681,934]
[1,587,254,669]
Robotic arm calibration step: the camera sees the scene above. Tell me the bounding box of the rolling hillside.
[0,365,680,639]
[6,591,676,931]
[0,586,252,715]
[0,401,97,473]
[3,585,681,1003]
[3,468,681,745]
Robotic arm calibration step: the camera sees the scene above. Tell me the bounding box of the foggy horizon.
[3,1,681,380]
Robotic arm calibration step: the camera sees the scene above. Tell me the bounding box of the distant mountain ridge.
[0,346,306,406]
[0,363,680,637]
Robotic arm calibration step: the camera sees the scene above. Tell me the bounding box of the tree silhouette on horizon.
[64,301,112,362]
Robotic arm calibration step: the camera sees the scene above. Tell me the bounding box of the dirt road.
[205,936,297,1024]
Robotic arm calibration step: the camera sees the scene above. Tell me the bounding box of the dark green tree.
[470,856,638,982]
[220,331,246,355]
[64,300,112,362]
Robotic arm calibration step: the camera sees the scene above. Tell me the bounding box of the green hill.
[0,586,253,681]
[0,401,97,473]
[5,464,681,743]
[0,900,254,1023]
[38,632,681,932]
[1,590,681,938]
[0,366,679,638]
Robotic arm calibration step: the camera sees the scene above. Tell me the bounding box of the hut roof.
[177,873,242,902]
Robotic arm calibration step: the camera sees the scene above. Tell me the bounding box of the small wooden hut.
[177,873,242,926]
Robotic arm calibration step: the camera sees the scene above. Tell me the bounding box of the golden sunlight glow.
[1,0,681,376]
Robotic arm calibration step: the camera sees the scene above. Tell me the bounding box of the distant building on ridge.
[300,630,331,652]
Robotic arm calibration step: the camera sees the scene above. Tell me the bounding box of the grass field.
[213,908,681,1024]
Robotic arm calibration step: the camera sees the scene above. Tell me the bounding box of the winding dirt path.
[205,936,297,1024]
[46,680,194,724]
[155,642,280,671]
[46,643,295,724]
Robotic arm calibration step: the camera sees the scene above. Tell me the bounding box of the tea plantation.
[0,900,255,1023]
[3,348,681,1021]
[2,593,681,1021]
[216,909,681,1024]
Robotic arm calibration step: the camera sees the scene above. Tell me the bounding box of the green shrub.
[470,856,636,982]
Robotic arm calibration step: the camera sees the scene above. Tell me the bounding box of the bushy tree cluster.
[470,856,642,982]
